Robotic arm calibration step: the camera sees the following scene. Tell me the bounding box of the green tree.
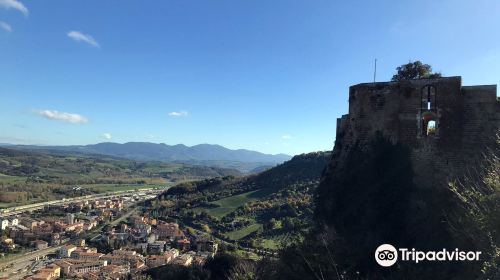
[391,60,442,81]
[201,224,211,234]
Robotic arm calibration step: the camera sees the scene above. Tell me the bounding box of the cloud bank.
[34,110,88,124]
[67,31,100,48]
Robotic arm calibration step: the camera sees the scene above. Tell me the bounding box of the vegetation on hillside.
[145,152,331,252]
[0,147,240,206]
[155,151,330,210]
[146,135,500,280]
[7,142,291,173]
[146,253,261,280]
[258,136,499,280]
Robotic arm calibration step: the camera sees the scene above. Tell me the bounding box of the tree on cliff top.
[391,60,442,81]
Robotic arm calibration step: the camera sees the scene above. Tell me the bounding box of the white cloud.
[168,111,188,118]
[0,0,28,16]
[281,134,292,140]
[0,21,12,32]
[34,110,88,124]
[67,31,100,48]
[102,133,112,140]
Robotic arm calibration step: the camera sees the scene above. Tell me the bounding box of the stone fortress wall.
[332,76,499,186]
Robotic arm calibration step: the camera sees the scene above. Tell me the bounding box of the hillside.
[163,151,330,197]
[0,147,240,208]
[145,138,499,280]
[4,142,291,173]
[147,151,331,249]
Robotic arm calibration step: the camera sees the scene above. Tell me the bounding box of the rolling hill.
[0,147,241,208]
[153,151,331,248]
[3,142,291,173]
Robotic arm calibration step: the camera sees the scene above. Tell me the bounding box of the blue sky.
[1,0,499,155]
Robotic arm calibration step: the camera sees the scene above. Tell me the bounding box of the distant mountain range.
[1,142,291,173]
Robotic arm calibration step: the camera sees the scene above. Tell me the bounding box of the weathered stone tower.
[331,76,499,186]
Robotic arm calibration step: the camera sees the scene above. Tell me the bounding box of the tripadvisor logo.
[375,244,482,267]
[375,244,398,267]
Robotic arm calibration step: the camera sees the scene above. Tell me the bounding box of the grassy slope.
[177,152,331,245]
[225,223,263,240]
[194,189,271,218]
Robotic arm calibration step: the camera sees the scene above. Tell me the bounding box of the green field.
[0,202,18,208]
[194,189,270,218]
[259,233,293,249]
[260,239,279,250]
[87,183,170,192]
[225,223,263,240]
[0,173,26,184]
[232,249,261,261]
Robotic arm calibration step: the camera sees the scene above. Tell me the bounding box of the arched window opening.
[422,111,437,137]
[427,120,436,136]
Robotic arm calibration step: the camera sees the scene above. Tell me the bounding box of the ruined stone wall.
[329,76,499,187]
[461,85,499,157]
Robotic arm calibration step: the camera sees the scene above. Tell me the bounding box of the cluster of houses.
[4,214,218,280]
[0,190,220,280]
[0,198,125,254]
[90,215,218,268]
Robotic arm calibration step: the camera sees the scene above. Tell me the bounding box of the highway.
[0,188,163,218]
[0,244,64,266]
[0,244,65,279]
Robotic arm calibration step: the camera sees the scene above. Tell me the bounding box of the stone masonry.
[330,76,499,186]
